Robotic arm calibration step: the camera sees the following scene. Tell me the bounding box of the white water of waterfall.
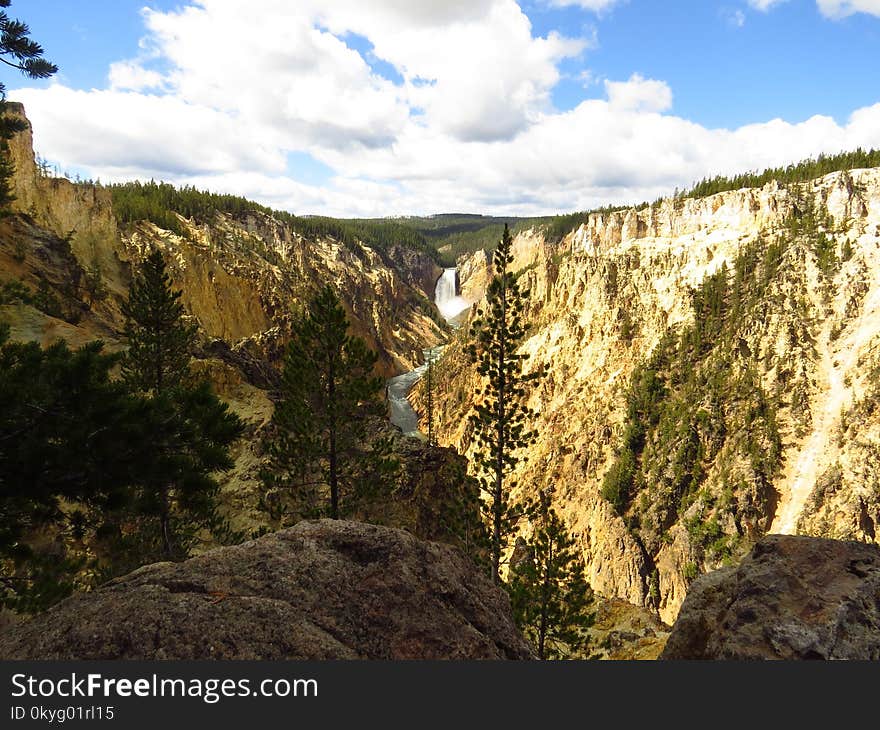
[435,268,471,322]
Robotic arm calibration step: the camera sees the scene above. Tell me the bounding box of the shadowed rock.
[0,520,533,660]
[661,535,880,660]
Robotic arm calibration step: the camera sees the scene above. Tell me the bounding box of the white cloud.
[139,2,413,150]
[748,0,789,11]
[546,0,624,12]
[310,0,587,142]
[8,0,880,218]
[750,0,880,16]
[604,74,672,113]
[108,61,164,92]
[13,84,284,177]
[577,69,595,88]
[125,0,587,146]
[816,0,880,17]
[729,9,747,27]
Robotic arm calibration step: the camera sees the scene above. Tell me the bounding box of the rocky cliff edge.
[661,535,880,659]
[0,520,533,660]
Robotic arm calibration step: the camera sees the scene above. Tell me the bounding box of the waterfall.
[434,268,471,321]
[387,268,467,438]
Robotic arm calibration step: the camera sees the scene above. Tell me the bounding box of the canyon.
[425,170,880,624]
[1,104,446,379]
[4,101,880,641]
[0,103,453,541]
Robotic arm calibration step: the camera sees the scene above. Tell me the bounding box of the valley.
[3,101,880,656]
[3,0,880,691]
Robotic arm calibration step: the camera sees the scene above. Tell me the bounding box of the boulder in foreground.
[661,534,880,660]
[0,520,533,660]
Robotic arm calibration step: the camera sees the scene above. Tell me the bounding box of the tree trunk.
[329,429,338,519]
[492,279,507,583]
[538,542,553,660]
[160,486,173,558]
[328,350,339,520]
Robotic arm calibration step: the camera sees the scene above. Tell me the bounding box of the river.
[387,268,468,438]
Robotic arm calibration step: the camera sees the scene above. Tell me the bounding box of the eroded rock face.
[0,106,453,559]
[588,598,670,660]
[2,103,445,379]
[431,168,880,624]
[384,241,443,301]
[661,535,880,660]
[0,520,533,660]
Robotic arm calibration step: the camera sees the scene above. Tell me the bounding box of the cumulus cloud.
[817,0,880,17]
[140,2,412,150]
[13,85,284,177]
[311,0,587,142]
[108,61,165,92]
[8,0,880,218]
[129,0,587,146]
[604,74,672,113]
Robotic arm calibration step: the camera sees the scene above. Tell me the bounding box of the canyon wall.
[0,104,448,541]
[430,170,880,623]
[2,102,445,379]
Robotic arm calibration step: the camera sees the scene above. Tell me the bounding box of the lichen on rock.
[0,520,534,660]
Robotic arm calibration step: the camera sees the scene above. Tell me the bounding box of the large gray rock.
[0,520,532,660]
[661,535,880,659]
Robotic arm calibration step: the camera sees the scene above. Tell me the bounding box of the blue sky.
[543,1,880,128]
[6,0,880,216]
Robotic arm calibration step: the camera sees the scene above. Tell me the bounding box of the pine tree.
[83,259,108,308]
[263,285,396,520]
[468,223,541,582]
[0,0,57,210]
[119,380,243,566]
[122,248,197,395]
[438,469,488,563]
[424,350,437,447]
[0,326,242,607]
[0,331,152,611]
[508,493,595,659]
[121,248,242,559]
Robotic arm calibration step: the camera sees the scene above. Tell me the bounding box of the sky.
[5,0,880,217]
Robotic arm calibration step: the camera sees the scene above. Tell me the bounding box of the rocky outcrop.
[384,241,443,302]
[588,598,670,660]
[0,520,533,660]
[661,535,880,660]
[457,247,491,305]
[5,102,119,270]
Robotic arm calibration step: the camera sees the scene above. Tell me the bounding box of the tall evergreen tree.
[121,248,241,559]
[424,350,437,447]
[118,380,243,567]
[0,0,57,210]
[263,285,396,520]
[122,248,197,395]
[508,493,595,660]
[468,223,541,582]
[424,457,488,564]
[0,329,152,611]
